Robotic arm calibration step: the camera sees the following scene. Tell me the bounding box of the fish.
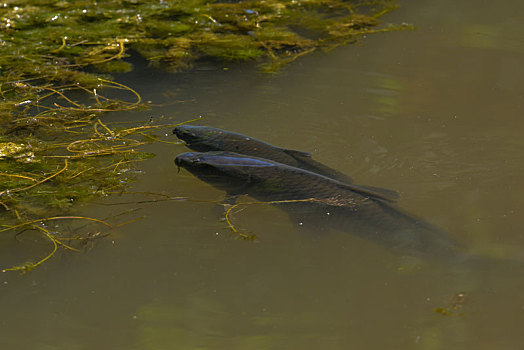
[174,151,461,258]
[173,125,358,185]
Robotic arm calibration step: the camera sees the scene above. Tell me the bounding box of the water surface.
[2,0,524,349]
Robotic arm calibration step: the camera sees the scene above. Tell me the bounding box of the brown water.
[2,1,524,349]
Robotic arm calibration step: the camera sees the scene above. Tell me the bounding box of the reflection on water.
[2,0,524,349]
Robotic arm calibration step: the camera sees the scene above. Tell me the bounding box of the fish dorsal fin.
[337,182,400,202]
[281,148,312,158]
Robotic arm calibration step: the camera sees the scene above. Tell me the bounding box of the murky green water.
[2,0,524,349]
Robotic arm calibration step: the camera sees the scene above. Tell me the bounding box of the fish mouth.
[173,125,199,144]
[174,152,201,167]
[172,126,183,137]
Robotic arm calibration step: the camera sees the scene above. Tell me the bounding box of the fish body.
[173,125,355,184]
[175,151,461,258]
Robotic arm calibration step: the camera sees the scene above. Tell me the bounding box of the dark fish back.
[228,162,359,202]
[226,161,395,203]
[188,131,301,166]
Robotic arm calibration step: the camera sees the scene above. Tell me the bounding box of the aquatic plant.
[0,0,408,74]
[0,0,408,272]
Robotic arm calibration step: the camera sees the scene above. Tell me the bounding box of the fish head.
[173,125,225,151]
[173,125,268,155]
[175,151,276,191]
[175,151,242,193]
[173,125,201,143]
[174,151,203,168]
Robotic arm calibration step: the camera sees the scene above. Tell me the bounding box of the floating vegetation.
[434,292,468,316]
[0,110,197,272]
[0,0,410,74]
[1,215,112,273]
[225,202,260,241]
[223,197,353,240]
[0,0,408,271]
